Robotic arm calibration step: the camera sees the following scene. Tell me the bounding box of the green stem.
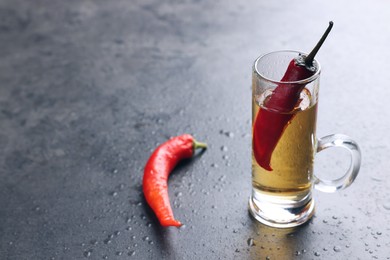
[305,21,334,67]
[193,140,208,150]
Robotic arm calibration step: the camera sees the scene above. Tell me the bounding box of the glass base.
[248,190,315,228]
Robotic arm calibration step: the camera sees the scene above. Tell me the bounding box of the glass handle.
[314,134,361,193]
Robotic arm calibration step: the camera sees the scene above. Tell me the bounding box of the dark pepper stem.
[305,21,334,67]
[193,140,207,150]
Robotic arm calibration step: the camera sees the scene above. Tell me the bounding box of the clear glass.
[249,50,361,228]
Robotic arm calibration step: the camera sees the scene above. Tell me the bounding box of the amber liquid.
[252,89,318,201]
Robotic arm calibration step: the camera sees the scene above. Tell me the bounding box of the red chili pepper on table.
[253,22,333,171]
[143,134,207,227]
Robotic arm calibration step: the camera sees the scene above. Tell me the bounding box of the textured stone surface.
[0,0,389,259]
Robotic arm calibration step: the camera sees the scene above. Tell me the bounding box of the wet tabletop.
[1,0,390,259]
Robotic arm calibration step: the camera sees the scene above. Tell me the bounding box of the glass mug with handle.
[249,50,361,228]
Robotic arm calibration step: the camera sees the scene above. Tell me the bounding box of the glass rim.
[254,50,322,85]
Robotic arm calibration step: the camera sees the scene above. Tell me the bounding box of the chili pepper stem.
[193,140,208,150]
[304,21,334,67]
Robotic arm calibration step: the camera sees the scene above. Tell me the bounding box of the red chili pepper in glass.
[253,22,333,171]
[143,134,207,227]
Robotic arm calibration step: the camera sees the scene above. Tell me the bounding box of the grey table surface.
[1,0,390,259]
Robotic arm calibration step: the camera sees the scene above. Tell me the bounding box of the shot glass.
[249,50,361,228]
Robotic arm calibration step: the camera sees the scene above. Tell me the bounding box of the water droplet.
[112,169,118,174]
[148,241,154,245]
[266,256,271,260]
[376,231,382,235]
[222,155,229,160]
[333,246,341,252]
[322,220,328,223]
[102,255,108,259]
[90,239,98,245]
[83,249,92,258]
[225,132,234,138]
[301,249,307,254]
[175,192,183,197]
[211,163,218,168]
[332,216,338,219]
[116,251,122,256]
[128,250,135,256]
[314,252,321,256]
[235,248,240,252]
[114,231,120,236]
[218,175,226,182]
[247,238,255,247]
[220,146,228,152]
[126,226,132,231]
[34,206,40,211]
[111,191,118,197]
[103,238,111,244]
[143,236,150,241]
[295,251,301,256]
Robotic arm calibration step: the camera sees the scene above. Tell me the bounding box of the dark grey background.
[0,0,389,259]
